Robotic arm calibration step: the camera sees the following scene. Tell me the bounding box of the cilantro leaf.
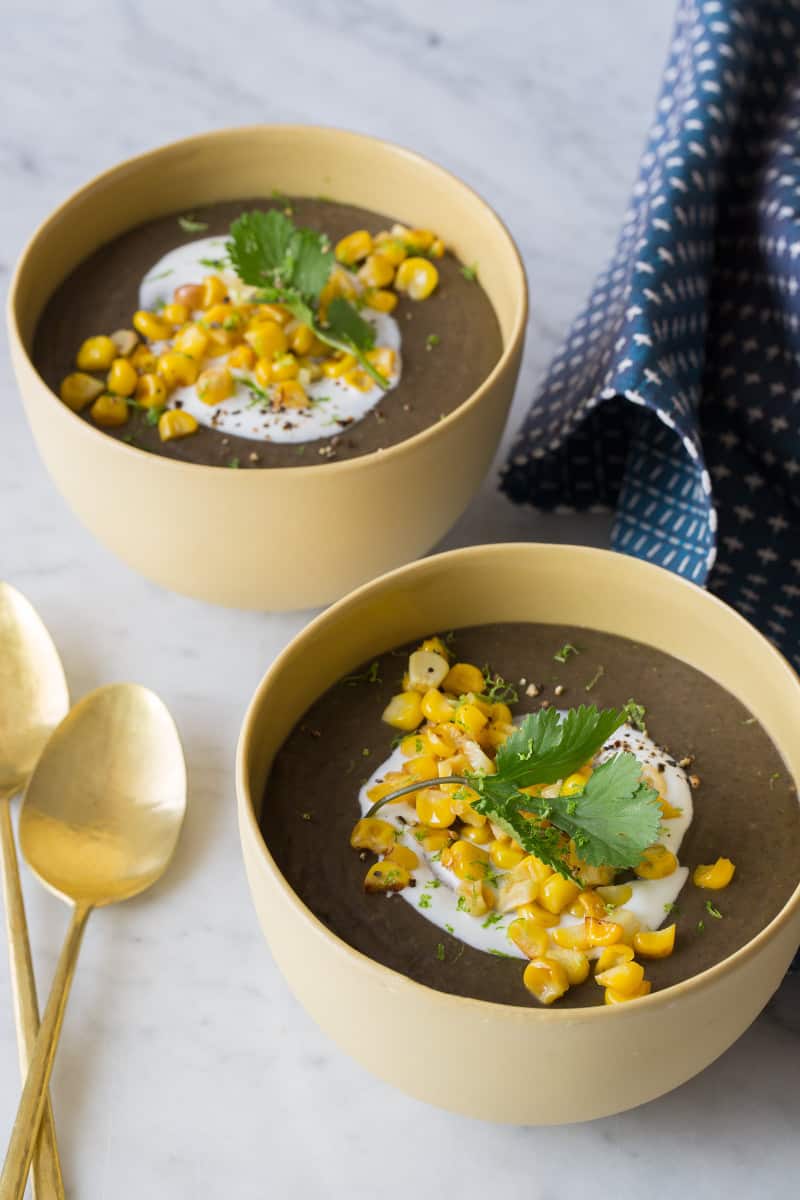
[326,296,376,352]
[292,228,334,300]
[494,705,626,787]
[544,754,662,868]
[178,215,209,233]
[227,210,298,287]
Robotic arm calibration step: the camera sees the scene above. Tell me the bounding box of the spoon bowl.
[0,683,186,1200]
[20,684,186,907]
[0,583,68,795]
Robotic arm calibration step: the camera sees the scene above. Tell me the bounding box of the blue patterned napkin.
[502,0,800,674]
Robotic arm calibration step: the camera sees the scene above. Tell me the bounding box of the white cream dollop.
[139,236,402,444]
[358,722,692,959]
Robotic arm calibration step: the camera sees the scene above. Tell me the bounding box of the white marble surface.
[1,1,797,1195]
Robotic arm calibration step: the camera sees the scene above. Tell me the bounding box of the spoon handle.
[0,903,91,1200]
[0,798,64,1200]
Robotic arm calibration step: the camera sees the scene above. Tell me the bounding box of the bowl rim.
[236,542,800,1021]
[8,122,528,479]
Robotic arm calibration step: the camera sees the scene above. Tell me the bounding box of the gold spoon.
[0,583,69,1200]
[0,683,186,1200]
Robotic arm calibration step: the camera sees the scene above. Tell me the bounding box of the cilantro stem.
[309,320,390,389]
[366,776,470,818]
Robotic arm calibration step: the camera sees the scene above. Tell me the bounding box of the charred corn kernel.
[201,275,228,308]
[335,229,373,265]
[571,860,616,888]
[449,840,490,881]
[404,228,436,252]
[252,303,291,326]
[158,409,198,441]
[228,344,256,370]
[245,321,289,360]
[635,843,678,880]
[106,357,138,397]
[366,347,397,377]
[90,393,129,427]
[634,924,676,959]
[161,301,189,326]
[400,731,434,757]
[173,283,204,310]
[596,884,633,909]
[605,980,652,1005]
[595,960,645,994]
[271,353,299,382]
[560,773,587,797]
[384,843,419,871]
[459,823,493,845]
[523,958,569,1005]
[59,372,104,411]
[287,323,315,356]
[486,721,514,750]
[489,839,525,871]
[405,754,438,781]
[366,772,406,805]
[419,829,454,854]
[489,702,513,725]
[610,908,642,946]
[350,817,396,854]
[395,256,439,301]
[130,344,157,373]
[517,901,559,928]
[132,311,172,342]
[455,703,488,737]
[135,373,168,408]
[76,335,116,371]
[585,917,624,947]
[343,367,373,392]
[546,946,590,985]
[429,237,446,258]
[381,691,423,731]
[443,662,484,696]
[109,328,138,357]
[254,359,274,388]
[693,857,735,890]
[365,288,398,313]
[407,650,450,692]
[540,875,581,915]
[322,352,357,378]
[364,861,410,893]
[496,875,538,914]
[508,918,549,959]
[427,725,457,756]
[195,366,234,406]
[157,351,199,389]
[552,923,591,951]
[570,890,607,919]
[416,788,455,828]
[594,943,635,973]
[524,856,556,886]
[273,380,309,409]
[358,253,395,289]
[421,688,455,724]
[457,879,493,917]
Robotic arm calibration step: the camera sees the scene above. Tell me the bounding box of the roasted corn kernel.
[507,918,549,959]
[382,691,423,731]
[59,372,104,412]
[604,980,652,1004]
[364,861,410,893]
[595,960,645,994]
[421,688,455,724]
[416,788,456,828]
[540,875,581,915]
[546,946,590,985]
[523,958,569,1005]
[394,256,439,300]
[161,301,189,326]
[158,409,199,441]
[358,253,395,289]
[135,373,168,408]
[635,844,678,880]
[335,230,373,265]
[109,328,138,357]
[132,311,172,342]
[384,844,419,871]
[76,335,116,371]
[634,924,676,959]
[90,394,129,428]
[350,817,396,854]
[201,275,228,308]
[106,357,139,397]
[692,857,735,889]
[442,662,484,696]
[195,366,234,406]
[364,288,398,313]
[157,351,199,389]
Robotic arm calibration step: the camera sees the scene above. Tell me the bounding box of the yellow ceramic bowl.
[237,543,800,1124]
[8,126,526,610]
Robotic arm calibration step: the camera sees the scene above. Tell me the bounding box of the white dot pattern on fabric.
[501,0,800,672]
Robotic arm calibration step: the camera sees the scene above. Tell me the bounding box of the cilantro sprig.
[226,209,389,388]
[367,703,662,880]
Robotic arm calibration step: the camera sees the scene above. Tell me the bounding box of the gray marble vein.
[1,1,796,1195]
